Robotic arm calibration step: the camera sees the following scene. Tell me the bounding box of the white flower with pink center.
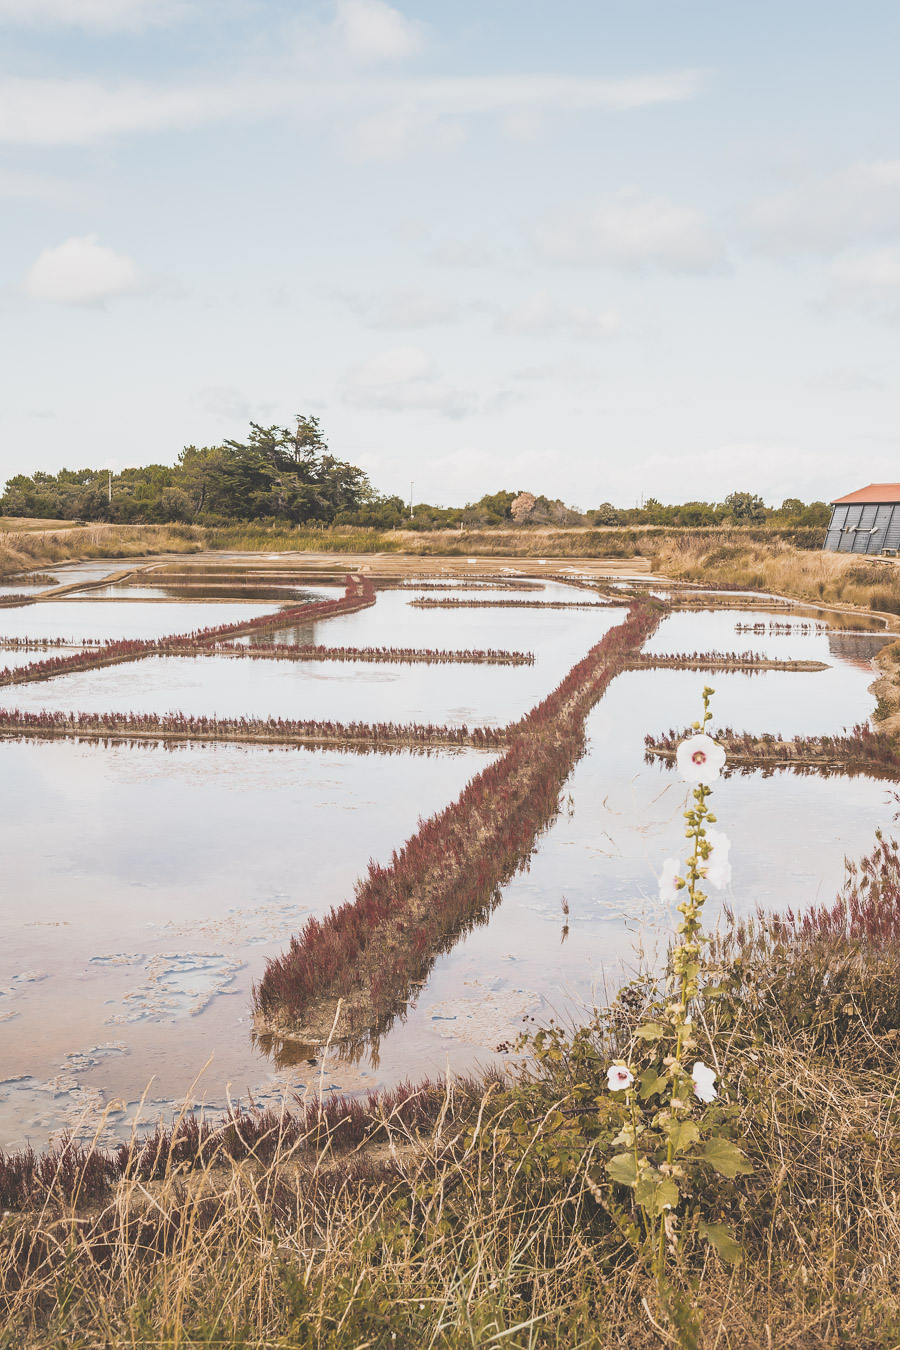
[658,857,681,905]
[691,1060,717,1103]
[704,828,732,889]
[606,1064,634,1092]
[676,733,726,784]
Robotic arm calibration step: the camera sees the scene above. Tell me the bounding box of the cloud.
[427,240,495,268]
[805,366,885,392]
[495,291,619,340]
[23,234,139,305]
[340,346,471,416]
[341,287,458,328]
[0,0,188,27]
[0,168,86,208]
[825,247,900,320]
[332,0,423,64]
[511,359,600,386]
[747,160,900,256]
[0,70,702,148]
[536,187,726,274]
[622,442,885,507]
[192,386,277,424]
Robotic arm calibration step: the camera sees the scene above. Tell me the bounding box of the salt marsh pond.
[0,558,893,1149]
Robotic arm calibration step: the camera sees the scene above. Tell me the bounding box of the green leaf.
[639,1067,666,1100]
[701,1136,753,1178]
[635,1171,680,1217]
[634,1022,666,1041]
[606,1152,639,1188]
[699,1219,742,1264]
[666,1119,700,1154]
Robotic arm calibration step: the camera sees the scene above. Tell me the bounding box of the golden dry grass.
[650,530,900,617]
[4,981,900,1348]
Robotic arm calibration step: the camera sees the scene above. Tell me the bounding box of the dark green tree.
[724,491,767,523]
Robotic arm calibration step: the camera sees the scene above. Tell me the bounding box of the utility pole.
[409,481,414,520]
[108,470,112,505]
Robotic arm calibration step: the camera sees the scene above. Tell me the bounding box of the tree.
[723,491,767,523]
[588,503,621,526]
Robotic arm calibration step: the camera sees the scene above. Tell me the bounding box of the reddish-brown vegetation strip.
[0,575,375,686]
[0,707,504,752]
[627,650,827,672]
[407,597,620,610]
[0,1076,468,1213]
[179,642,535,666]
[253,602,661,1045]
[645,723,900,777]
[394,581,545,592]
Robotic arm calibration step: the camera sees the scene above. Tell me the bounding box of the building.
[823,484,900,554]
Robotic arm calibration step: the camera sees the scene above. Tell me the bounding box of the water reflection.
[0,593,894,1150]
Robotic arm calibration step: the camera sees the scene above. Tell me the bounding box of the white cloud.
[0,0,187,27]
[825,247,900,320]
[536,187,725,274]
[623,442,884,507]
[192,387,278,425]
[805,366,885,392]
[23,234,139,305]
[427,240,495,268]
[511,359,600,386]
[496,291,619,340]
[747,160,900,256]
[341,346,471,416]
[332,0,423,64]
[0,168,85,207]
[0,70,702,148]
[342,287,458,328]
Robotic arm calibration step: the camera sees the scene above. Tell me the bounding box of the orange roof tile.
[831,483,900,505]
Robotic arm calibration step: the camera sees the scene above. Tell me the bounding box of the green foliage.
[724,491,767,523]
[1,415,379,528]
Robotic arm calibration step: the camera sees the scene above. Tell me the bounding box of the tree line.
[0,415,831,530]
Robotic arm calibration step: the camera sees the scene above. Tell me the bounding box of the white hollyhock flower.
[658,857,681,905]
[676,733,726,784]
[607,1064,634,1091]
[691,1060,717,1103]
[703,829,732,889]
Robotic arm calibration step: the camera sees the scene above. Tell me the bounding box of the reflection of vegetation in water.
[253,603,662,1044]
[647,722,900,776]
[0,575,375,687]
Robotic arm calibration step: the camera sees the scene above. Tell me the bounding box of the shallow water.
[0,588,894,1149]
[0,601,281,643]
[0,739,491,1148]
[8,606,627,728]
[84,584,336,603]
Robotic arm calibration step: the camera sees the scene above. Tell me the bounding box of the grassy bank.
[647,529,900,616]
[0,519,830,577]
[6,835,900,1346]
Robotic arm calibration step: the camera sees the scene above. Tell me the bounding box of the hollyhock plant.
[703,828,732,889]
[596,686,751,1330]
[658,857,682,905]
[676,733,726,784]
[606,1064,634,1091]
[691,1061,717,1103]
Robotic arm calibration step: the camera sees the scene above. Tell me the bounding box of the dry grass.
[5,962,900,1348]
[0,524,209,577]
[649,530,900,617]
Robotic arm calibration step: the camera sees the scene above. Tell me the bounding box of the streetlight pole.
[409,481,414,521]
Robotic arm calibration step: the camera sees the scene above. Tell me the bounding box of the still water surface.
[0,591,893,1149]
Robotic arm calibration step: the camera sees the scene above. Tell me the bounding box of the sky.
[2,1,900,509]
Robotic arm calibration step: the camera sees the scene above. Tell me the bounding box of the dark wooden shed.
[823,484,900,554]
